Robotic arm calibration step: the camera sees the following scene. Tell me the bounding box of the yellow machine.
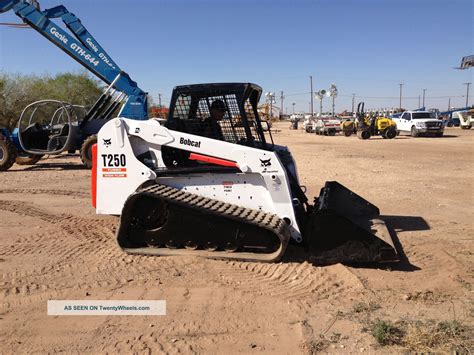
[341,119,356,137]
[355,103,397,139]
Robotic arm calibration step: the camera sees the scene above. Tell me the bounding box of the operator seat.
[47,124,69,151]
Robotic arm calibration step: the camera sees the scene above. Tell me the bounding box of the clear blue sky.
[1,0,473,113]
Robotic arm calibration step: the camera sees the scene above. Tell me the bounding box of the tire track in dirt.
[406,241,471,274]
[218,261,364,302]
[0,188,88,198]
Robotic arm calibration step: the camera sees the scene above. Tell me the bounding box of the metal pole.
[292,102,295,114]
[320,98,323,116]
[464,82,471,107]
[310,76,313,116]
[270,96,273,120]
[332,95,335,117]
[280,91,284,118]
[399,83,403,110]
[448,97,451,111]
[418,95,421,109]
[422,89,426,109]
[352,94,355,114]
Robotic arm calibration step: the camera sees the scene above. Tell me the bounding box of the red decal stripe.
[189,153,238,168]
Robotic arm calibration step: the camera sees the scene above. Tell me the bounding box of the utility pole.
[399,83,403,110]
[464,82,471,107]
[265,92,275,120]
[352,94,355,114]
[292,102,295,114]
[158,93,162,108]
[310,76,314,116]
[448,97,451,111]
[280,91,284,118]
[422,89,426,109]
[418,95,421,109]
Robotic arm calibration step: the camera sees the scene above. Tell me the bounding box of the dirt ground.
[1,123,473,354]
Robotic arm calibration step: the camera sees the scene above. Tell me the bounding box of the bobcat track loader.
[93,83,398,264]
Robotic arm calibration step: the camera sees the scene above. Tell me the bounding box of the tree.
[0,72,102,130]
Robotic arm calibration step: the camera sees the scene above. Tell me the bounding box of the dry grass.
[371,319,473,352]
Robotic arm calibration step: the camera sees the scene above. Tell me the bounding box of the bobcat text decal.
[180,137,201,148]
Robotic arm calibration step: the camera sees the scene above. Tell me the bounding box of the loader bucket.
[306,181,398,264]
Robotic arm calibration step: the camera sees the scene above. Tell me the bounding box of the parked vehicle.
[444,116,461,127]
[354,103,397,139]
[455,110,474,129]
[392,111,444,137]
[313,117,342,136]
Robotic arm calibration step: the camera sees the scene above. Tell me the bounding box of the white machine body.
[95,117,303,242]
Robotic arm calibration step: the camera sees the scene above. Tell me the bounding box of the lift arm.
[0,0,147,120]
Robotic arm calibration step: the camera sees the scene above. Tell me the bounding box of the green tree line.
[0,72,102,130]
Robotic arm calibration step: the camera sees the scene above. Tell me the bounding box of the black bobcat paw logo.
[103,138,111,147]
[260,158,271,167]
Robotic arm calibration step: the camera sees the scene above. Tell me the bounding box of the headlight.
[415,122,425,127]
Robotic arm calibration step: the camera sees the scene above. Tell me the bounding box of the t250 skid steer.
[93,83,398,264]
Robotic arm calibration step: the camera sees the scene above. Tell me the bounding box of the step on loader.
[93,83,399,264]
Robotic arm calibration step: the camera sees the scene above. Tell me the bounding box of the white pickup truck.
[393,110,444,137]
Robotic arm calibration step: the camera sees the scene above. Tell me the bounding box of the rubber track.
[118,183,291,262]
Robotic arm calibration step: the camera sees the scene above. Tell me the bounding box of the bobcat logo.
[260,158,272,167]
[103,138,112,147]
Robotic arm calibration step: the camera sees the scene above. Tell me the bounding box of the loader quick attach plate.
[307,181,399,264]
[116,183,291,262]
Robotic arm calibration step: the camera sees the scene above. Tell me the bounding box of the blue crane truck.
[0,0,148,170]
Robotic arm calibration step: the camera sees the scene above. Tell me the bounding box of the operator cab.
[16,100,85,154]
[165,83,271,149]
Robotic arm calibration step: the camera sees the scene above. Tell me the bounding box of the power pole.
[280,91,284,118]
[310,76,314,116]
[422,89,426,109]
[464,82,471,107]
[399,83,403,110]
[448,97,451,111]
[292,102,295,114]
[418,95,421,108]
[352,94,355,114]
[158,93,162,108]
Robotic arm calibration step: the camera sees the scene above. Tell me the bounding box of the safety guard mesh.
[171,94,262,145]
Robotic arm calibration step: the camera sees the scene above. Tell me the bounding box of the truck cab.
[393,110,444,137]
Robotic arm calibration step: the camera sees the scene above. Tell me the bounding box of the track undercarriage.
[117,183,291,262]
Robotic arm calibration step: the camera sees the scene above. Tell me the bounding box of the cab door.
[400,112,411,131]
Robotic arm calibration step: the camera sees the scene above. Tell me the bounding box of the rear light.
[91,143,97,208]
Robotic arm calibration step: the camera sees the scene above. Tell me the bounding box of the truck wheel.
[461,126,471,130]
[328,129,336,136]
[344,130,352,137]
[357,129,371,140]
[0,134,17,171]
[435,132,444,137]
[80,135,97,169]
[15,153,43,165]
[411,126,419,137]
[385,127,397,139]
